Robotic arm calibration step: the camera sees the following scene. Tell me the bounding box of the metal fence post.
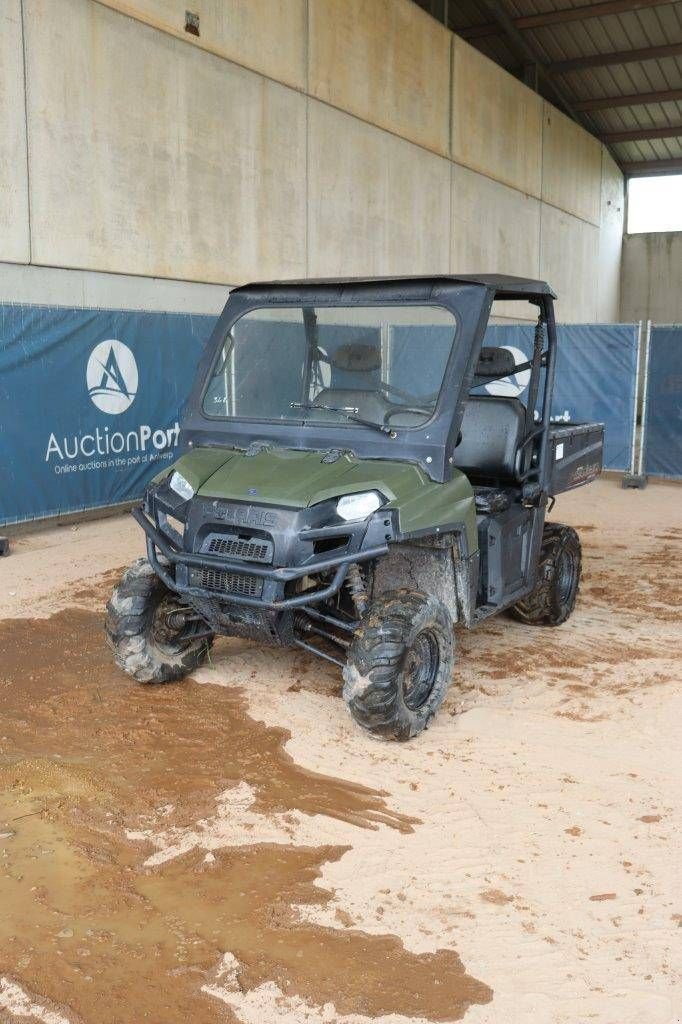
[629,321,642,476]
[622,320,649,489]
[636,320,652,480]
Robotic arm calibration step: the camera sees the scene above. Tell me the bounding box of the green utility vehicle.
[106,276,603,739]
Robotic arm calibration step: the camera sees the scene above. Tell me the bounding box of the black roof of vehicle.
[233,274,557,300]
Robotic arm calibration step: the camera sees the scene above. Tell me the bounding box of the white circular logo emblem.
[86,340,138,414]
[484,345,530,398]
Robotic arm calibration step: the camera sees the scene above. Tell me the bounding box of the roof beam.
[548,42,682,74]
[602,123,682,143]
[622,157,682,176]
[460,0,669,40]
[574,87,682,111]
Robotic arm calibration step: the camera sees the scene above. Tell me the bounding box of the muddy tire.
[105,558,213,683]
[342,589,454,741]
[509,523,581,627]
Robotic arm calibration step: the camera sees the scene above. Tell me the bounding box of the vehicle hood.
[165,446,426,507]
[158,446,477,550]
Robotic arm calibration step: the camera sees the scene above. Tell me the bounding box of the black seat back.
[454,396,526,481]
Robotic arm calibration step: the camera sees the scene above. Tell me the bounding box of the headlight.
[169,471,194,501]
[336,491,384,522]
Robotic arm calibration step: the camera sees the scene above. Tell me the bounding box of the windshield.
[202,304,458,430]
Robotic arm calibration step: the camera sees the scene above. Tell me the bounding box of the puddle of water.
[0,609,492,1022]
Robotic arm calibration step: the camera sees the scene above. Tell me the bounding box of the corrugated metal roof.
[414,0,682,175]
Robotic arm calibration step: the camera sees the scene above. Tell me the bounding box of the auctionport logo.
[44,338,180,470]
[86,339,138,414]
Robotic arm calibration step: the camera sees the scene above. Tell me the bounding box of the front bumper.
[134,492,390,611]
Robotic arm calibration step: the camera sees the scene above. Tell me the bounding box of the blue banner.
[0,307,643,526]
[644,326,682,479]
[483,323,638,471]
[0,304,216,526]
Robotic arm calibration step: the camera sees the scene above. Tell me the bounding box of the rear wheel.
[509,523,581,626]
[105,558,214,683]
[342,590,454,741]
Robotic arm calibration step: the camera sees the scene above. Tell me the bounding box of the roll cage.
[181,275,558,489]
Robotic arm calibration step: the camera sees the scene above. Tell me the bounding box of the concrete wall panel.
[540,204,599,322]
[24,0,306,284]
[0,260,228,313]
[97,0,306,90]
[307,101,450,277]
[8,0,622,322]
[309,0,451,156]
[621,233,682,323]
[451,38,543,198]
[451,164,540,320]
[0,0,30,264]
[597,149,624,322]
[542,104,601,226]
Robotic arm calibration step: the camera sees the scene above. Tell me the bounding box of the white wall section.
[1,0,624,321]
[307,101,451,278]
[451,38,543,200]
[621,233,682,323]
[0,0,30,264]
[24,0,307,284]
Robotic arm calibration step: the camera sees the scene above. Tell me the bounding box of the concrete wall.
[0,1,30,264]
[307,101,451,277]
[597,151,625,322]
[1,0,624,322]
[25,0,307,284]
[621,233,682,323]
[309,0,451,156]
[452,39,543,199]
[0,262,228,313]
[97,0,307,89]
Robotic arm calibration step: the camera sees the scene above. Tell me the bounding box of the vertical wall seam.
[19,0,32,264]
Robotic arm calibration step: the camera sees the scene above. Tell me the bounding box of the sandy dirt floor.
[0,478,680,1024]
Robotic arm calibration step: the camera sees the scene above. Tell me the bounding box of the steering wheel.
[383,404,431,426]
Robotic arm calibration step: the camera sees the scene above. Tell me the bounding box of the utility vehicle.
[106,276,603,739]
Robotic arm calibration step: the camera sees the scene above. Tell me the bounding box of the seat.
[454,396,526,481]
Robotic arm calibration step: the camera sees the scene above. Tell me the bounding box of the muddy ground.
[0,478,680,1024]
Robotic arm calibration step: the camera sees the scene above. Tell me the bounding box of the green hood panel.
[166,447,478,552]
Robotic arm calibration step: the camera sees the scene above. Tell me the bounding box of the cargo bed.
[548,422,604,494]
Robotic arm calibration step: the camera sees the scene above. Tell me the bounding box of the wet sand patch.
[0,609,491,1023]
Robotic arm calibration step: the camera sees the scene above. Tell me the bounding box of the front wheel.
[342,590,454,741]
[509,523,581,626]
[105,558,214,683]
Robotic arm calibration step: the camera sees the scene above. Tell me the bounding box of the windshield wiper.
[290,402,391,435]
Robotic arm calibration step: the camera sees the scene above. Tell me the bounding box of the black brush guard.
[132,506,388,612]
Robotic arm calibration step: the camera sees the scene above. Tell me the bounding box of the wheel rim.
[150,595,206,653]
[556,546,578,605]
[403,630,440,711]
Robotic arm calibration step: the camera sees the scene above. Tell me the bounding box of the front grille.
[199,568,263,598]
[202,533,273,563]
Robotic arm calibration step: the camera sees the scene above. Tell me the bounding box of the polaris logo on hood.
[212,501,278,528]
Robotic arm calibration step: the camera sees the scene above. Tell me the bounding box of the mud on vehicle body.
[106,276,603,739]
